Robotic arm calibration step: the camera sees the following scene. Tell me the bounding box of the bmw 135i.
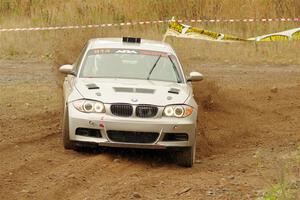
[59,37,203,167]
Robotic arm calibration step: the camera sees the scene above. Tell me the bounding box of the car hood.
[74,78,191,106]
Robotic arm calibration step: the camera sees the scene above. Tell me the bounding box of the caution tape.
[0,20,168,32]
[251,27,300,41]
[164,21,300,42]
[0,17,299,32]
[165,21,246,42]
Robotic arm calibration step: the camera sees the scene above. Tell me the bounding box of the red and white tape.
[0,18,299,32]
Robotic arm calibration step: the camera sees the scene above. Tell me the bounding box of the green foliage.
[256,183,296,200]
[256,145,300,200]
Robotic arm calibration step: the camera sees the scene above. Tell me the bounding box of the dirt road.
[1,59,300,200]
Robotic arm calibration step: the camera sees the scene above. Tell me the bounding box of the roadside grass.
[0,0,300,66]
[255,146,300,200]
[1,0,299,26]
[257,183,296,200]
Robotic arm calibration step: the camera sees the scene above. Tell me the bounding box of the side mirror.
[59,64,75,75]
[187,71,204,82]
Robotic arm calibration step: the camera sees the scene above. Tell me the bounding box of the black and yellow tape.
[166,21,300,42]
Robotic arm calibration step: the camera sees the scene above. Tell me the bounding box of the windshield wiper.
[147,55,161,80]
[168,55,182,83]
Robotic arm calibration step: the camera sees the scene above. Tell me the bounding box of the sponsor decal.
[91,49,169,56]
[139,50,168,56]
[115,50,138,54]
[94,49,111,54]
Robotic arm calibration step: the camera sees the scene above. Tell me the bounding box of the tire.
[62,105,75,150]
[176,143,196,167]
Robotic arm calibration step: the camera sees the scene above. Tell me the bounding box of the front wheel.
[176,143,196,167]
[62,105,75,150]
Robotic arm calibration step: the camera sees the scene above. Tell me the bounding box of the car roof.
[88,38,176,54]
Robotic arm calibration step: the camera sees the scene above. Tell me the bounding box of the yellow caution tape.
[259,35,289,42]
[292,30,300,40]
[165,21,300,42]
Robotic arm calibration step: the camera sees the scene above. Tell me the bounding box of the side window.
[73,44,88,74]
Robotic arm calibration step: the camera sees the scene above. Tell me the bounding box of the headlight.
[72,100,105,113]
[163,105,193,118]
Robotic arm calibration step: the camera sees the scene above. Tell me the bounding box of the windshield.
[79,49,183,83]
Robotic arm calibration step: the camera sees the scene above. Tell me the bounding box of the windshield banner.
[164,21,300,42]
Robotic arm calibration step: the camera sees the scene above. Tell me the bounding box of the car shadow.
[75,146,178,167]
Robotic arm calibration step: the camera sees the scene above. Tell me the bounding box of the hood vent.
[168,88,180,94]
[86,84,99,90]
[135,88,155,94]
[114,87,155,94]
[114,87,134,93]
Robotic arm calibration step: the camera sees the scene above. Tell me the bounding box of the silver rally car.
[59,37,203,167]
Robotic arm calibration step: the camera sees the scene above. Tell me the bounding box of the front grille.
[136,105,158,118]
[110,104,133,117]
[107,130,159,143]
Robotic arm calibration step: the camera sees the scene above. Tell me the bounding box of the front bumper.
[68,105,197,149]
